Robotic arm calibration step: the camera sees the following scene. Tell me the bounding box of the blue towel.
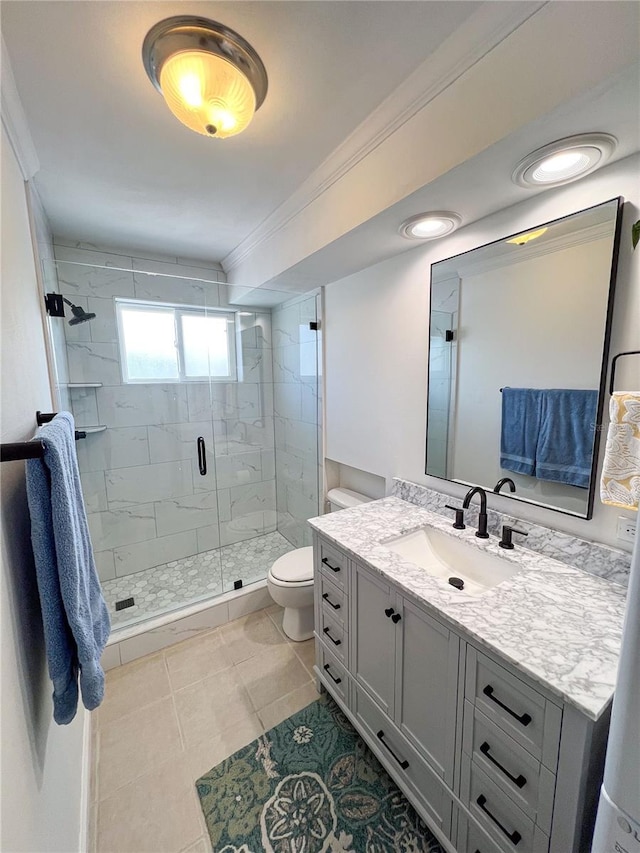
[536,389,598,488]
[26,412,110,724]
[500,388,542,476]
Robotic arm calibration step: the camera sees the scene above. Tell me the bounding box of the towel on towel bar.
[600,392,640,510]
[536,389,598,489]
[500,388,542,477]
[26,412,110,724]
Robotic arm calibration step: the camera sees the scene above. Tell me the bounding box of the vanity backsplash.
[392,478,631,587]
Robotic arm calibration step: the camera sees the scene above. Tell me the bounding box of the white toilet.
[267,487,372,641]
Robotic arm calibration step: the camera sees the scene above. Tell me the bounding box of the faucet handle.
[445,504,466,530]
[499,524,528,550]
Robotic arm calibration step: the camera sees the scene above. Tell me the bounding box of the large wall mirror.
[426,197,622,519]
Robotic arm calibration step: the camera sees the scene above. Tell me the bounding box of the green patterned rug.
[196,694,444,853]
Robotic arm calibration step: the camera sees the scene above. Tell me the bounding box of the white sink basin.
[383,527,519,596]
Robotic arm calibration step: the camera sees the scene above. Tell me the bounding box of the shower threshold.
[102,530,295,630]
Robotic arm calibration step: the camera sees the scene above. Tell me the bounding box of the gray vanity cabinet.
[312,532,609,853]
[351,563,397,716]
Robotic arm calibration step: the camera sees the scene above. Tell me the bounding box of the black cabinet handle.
[385,607,394,618]
[476,795,521,846]
[322,557,340,573]
[323,626,341,646]
[391,613,401,624]
[322,592,340,610]
[480,741,527,788]
[483,685,532,727]
[376,730,409,770]
[197,436,207,476]
[323,663,342,684]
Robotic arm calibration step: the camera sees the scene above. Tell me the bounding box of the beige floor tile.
[183,713,263,781]
[265,604,286,635]
[98,697,183,800]
[257,680,319,731]
[236,643,311,711]
[180,837,210,853]
[96,753,203,853]
[174,667,255,749]
[291,637,316,676]
[99,652,170,725]
[164,629,233,691]
[219,609,287,663]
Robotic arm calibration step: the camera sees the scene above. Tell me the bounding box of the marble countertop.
[308,497,627,721]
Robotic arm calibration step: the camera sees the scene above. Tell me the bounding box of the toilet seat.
[270,546,314,584]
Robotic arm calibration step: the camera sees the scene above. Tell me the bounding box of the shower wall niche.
[45,242,322,628]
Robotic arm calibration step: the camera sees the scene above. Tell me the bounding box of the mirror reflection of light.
[506,227,548,246]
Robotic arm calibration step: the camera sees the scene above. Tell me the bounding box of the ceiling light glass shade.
[143,17,268,140]
[399,212,462,240]
[512,134,617,188]
[506,227,548,246]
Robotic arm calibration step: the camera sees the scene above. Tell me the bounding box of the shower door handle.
[197,436,207,476]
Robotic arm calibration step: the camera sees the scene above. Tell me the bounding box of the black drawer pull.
[476,795,522,846]
[480,741,527,788]
[322,592,340,610]
[391,613,401,624]
[197,436,207,476]
[376,729,409,770]
[323,663,342,684]
[385,607,395,618]
[323,626,341,646]
[322,557,340,573]
[483,685,532,727]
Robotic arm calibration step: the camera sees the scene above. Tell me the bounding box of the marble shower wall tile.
[391,479,632,586]
[97,384,189,427]
[67,342,122,386]
[87,504,157,551]
[105,460,193,509]
[148,421,214,464]
[113,531,198,576]
[76,426,149,473]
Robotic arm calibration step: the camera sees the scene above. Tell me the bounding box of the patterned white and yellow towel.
[600,392,640,510]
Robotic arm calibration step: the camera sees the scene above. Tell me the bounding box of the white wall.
[1,128,87,852]
[325,154,640,550]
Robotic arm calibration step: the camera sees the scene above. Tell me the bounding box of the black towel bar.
[1,411,86,462]
[609,351,640,394]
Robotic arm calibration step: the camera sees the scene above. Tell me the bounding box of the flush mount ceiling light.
[399,212,462,240]
[512,133,617,188]
[142,16,268,139]
[506,227,548,246]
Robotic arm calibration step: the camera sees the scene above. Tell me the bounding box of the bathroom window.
[116,299,237,383]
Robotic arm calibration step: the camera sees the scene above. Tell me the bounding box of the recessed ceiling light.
[400,212,462,240]
[506,227,548,246]
[512,134,617,188]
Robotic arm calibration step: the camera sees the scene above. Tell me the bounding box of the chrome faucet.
[493,477,516,495]
[462,486,489,539]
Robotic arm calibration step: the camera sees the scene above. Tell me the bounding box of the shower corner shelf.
[78,425,107,434]
[67,382,103,389]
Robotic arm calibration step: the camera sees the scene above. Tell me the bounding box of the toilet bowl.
[267,488,372,642]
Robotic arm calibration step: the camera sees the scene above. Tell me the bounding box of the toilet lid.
[271,547,314,583]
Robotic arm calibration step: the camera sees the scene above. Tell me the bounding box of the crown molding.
[222,1,547,276]
[1,37,39,180]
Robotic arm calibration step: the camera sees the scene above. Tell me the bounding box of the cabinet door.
[352,563,396,716]
[394,596,459,786]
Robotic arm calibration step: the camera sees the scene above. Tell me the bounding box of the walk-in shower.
[42,248,322,635]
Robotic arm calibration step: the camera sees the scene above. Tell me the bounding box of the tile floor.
[91,604,318,853]
[103,532,294,629]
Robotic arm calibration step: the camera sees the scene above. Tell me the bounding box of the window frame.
[115,298,237,385]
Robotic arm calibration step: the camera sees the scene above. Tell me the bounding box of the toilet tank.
[327,487,372,512]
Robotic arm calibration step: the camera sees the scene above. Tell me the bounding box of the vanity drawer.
[318,609,348,665]
[318,573,347,626]
[465,647,562,770]
[317,643,349,705]
[354,684,453,838]
[461,756,549,853]
[455,809,507,853]
[318,539,349,590]
[462,702,554,832]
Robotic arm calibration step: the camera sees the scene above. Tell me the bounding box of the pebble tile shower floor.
[103,531,295,628]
